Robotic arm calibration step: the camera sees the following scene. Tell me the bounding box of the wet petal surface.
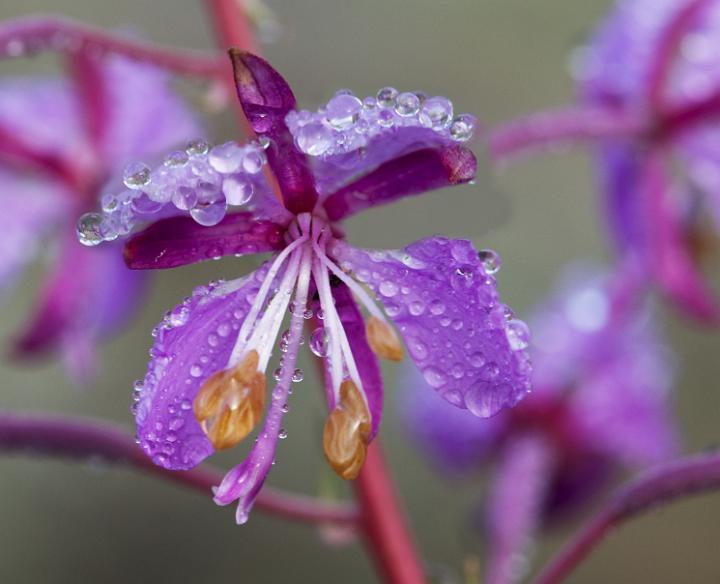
[330,237,532,416]
[134,264,276,470]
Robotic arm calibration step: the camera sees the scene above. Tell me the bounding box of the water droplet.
[423,367,447,389]
[164,150,189,168]
[77,213,104,246]
[292,369,304,383]
[209,141,243,173]
[190,365,203,378]
[242,150,265,174]
[469,352,486,368]
[377,87,398,108]
[123,162,151,189]
[185,139,209,157]
[505,319,530,350]
[278,429,288,439]
[190,197,227,226]
[131,193,164,214]
[303,308,314,320]
[296,122,334,156]
[273,367,283,381]
[169,306,189,327]
[429,300,446,316]
[409,301,425,316]
[478,249,501,274]
[451,265,475,289]
[394,92,421,116]
[449,114,477,142]
[325,93,362,129]
[172,186,198,210]
[101,194,118,212]
[465,381,502,418]
[223,175,254,206]
[310,328,328,357]
[379,280,399,297]
[420,96,453,129]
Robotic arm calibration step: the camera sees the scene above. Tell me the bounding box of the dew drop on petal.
[164,150,189,168]
[325,93,362,129]
[292,369,304,383]
[123,162,151,189]
[379,280,399,297]
[505,319,531,350]
[465,381,502,418]
[478,249,501,274]
[376,87,398,108]
[190,197,227,226]
[420,96,453,129]
[310,328,329,357]
[77,213,104,246]
[223,175,254,206]
[278,429,288,440]
[172,186,198,210]
[449,114,477,142]
[185,139,209,157]
[422,367,446,389]
[394,92,421,116]
[242,150,265,174]
[208,141,243,173]
[297,123,334,156]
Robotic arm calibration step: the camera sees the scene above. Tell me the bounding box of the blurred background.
[0,1,718,582]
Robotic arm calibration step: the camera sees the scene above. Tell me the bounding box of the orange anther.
[366,316,403,362]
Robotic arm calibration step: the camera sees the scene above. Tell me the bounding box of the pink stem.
[354,443,428,584]
[486,435,554,584]
[203,0,286,207]
[530,451,720,584]
[0,411,358,526]
[489,107,644,161]
[0,15,225,78]
[645,0,715,113]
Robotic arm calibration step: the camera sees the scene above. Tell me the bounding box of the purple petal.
[229,50,317,214]
[0,170,69,291]
[321,282,383,439]
[286,89,478,197]
[641,152,720,320]
[399,363,505,472]
[322,145,476,222]
[124,212,285,270]
[134,263,276,470]
[12,229,146,379]
[330,237,532,416]
[530,266,679,466]
[485,435,554,584]
[0,77,89,182]
[98,55,201,166]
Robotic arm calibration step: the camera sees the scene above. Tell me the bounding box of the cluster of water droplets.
[133,271,276,470]
[77,138,269,246]
[285,87,477,158]
[331,238,532,418]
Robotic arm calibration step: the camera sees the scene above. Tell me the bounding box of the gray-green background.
[1,1,718,582]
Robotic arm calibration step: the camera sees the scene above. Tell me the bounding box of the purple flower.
[0,53,199,379]
[402,265,678,583]
[85,51,532,523]
[491,0,720,323]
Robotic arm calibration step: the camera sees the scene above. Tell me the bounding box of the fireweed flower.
[402,266,677,582]
[491,0,720,322]
[0,53,199,378]
[81,51,533,523]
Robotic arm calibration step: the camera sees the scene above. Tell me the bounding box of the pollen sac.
[323,381,372,479]
[193,350,267,451]
[366,316,404,361]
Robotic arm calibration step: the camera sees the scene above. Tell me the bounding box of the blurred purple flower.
[491,0,720,323]
[402,265,678,584]
[85,51,532,523]
[0,53,199,380]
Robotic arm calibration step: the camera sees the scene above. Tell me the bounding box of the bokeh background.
[1,1,719,582]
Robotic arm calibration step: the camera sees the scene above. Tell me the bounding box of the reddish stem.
[0,411,358,526]
[354,443,428,584]
[645,0,715,113]
[489,107,644,161]
[530,451,720,584]
[205,0,259,54]
[203,0,285,207]
[0,16,224,78]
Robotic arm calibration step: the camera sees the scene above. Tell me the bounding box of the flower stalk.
[0,411,358,526]
[530,450,720,584]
